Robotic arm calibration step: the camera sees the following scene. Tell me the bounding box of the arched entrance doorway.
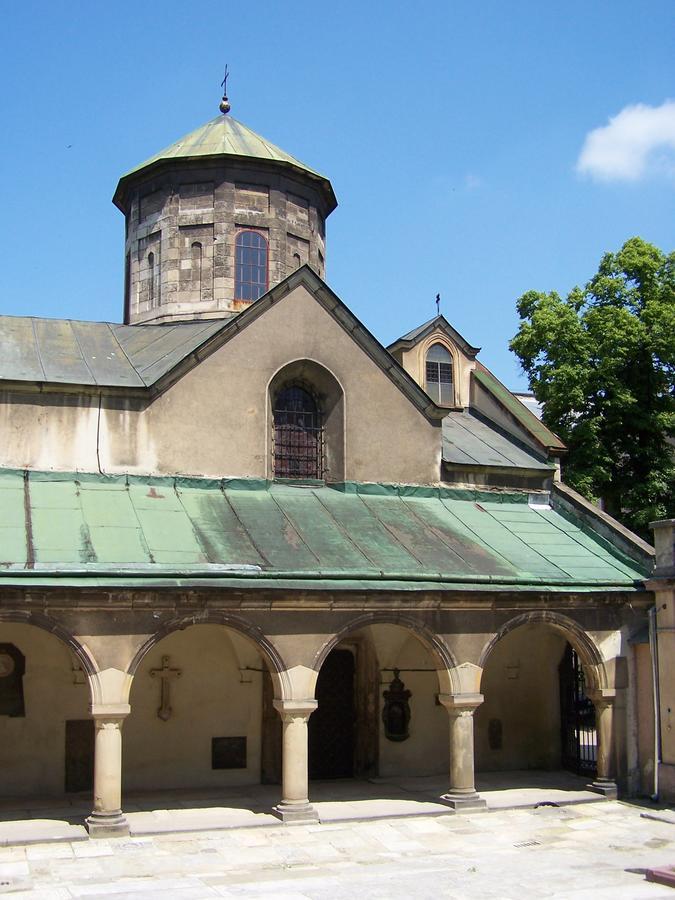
[0,622,92,798]
[310,623,448,782]
[309,648,356,778]
[476,619,602,784]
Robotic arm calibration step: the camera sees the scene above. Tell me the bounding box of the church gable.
[139,273,443,485]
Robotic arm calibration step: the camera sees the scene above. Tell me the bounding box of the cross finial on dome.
[219,65,231,115]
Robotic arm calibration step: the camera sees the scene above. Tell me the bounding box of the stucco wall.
[0,624,89,796]
[367,626,447,777]
[634,643,656,795]
[475,625,567,771]
[123,625,264,791]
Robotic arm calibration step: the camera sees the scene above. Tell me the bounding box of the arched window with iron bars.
[273,385,323,479]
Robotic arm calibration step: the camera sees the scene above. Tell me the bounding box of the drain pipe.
[648,605,661,802]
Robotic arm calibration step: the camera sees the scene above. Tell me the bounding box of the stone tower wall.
[123,161,328,325]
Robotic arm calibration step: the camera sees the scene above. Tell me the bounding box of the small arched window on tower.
[235,230,268,302]
[273,385,323,479]
[292,252,301,270]
[147,252,155,305]
[191,241,203,296]
[425,343,454,405]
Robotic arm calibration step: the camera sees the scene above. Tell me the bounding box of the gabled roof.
[0,315,234,389]
[442,411,554,471]
[387,315,480,358]
[0,469,649,589]
[113,114,337,214]
[0,268,448,420]
[473,362,566,453]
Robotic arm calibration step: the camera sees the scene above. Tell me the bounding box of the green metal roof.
[0,315,233,388]
[0,469,648,590]
[114,115,337,213]
[473,364,567,453]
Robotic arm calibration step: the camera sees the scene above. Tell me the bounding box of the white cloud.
[464,173,483,190]
[576,100,675,182]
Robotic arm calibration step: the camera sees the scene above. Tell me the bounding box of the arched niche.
[268,359,345,482]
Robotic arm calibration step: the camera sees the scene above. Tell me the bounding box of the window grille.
[425,343,454,405]
[273,386,323,479]
[235,230,268,301]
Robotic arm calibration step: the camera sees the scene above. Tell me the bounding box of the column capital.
[90,703,131,720]
[587,688,616,708]
[437,692,484,714]
[273,699,317,721]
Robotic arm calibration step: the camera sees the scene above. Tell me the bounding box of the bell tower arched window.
[273,386,323,479]
[425,343,454,405]
[235,230,268,302]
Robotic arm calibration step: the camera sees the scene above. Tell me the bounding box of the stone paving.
[1,800,674,898]
[0,771,601,845]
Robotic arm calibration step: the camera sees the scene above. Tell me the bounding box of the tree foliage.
[510,237,675,536]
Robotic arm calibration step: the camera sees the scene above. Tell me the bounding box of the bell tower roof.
[113,113,336,214]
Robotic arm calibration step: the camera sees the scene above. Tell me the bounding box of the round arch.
[478,611,607,691]
[312,612,458,685]
[266,357,345,482]
[0,609,99,703]
[127,611,292,701]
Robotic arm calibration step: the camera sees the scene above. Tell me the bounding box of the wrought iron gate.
[559,643,597,776]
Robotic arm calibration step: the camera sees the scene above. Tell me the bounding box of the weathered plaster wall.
[123,625,264,790]
[634,643,656,795]
[0,285,441,484]
[475,625,567,771]
[0,624,89,796]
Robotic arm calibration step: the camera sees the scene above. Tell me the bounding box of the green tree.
[510,237,675,536]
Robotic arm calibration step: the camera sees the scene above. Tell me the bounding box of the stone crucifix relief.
[149,655,182,721]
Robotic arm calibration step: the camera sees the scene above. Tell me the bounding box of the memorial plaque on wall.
[212,736,247,769]
[0,644,25,717]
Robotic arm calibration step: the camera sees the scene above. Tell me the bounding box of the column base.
[440,792,487,812]
[85,811,130,838]
[587,779,618,799]
[272,801,319,825]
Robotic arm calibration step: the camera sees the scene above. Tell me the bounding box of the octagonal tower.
[114,93,337,325]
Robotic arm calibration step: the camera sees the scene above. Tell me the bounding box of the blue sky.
[1,1,673,388]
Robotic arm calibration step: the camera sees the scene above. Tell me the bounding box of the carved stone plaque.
[212,737,247,769]
[0,653,15,677]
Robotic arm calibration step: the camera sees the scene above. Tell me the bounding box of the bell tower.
[114,86,337,325]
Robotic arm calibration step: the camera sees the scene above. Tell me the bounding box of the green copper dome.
[113,114,336,212]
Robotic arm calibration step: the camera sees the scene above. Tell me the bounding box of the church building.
[0,87,670,837]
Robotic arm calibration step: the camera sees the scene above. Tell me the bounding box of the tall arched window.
[273,386,323,479]
[235,230,268,302]
[425,343,454,405]
[147,252,155,305]
[191,241,203,296]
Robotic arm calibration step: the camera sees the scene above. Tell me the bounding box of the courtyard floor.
[0,771,602,844]
[0,797,674,898]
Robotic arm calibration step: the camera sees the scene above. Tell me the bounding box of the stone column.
[438,693,487,811]
[588,690,618,798]
[85,704,130,838]
[272,699,319,824]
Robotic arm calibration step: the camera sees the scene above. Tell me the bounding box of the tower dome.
[114,103,337,325]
